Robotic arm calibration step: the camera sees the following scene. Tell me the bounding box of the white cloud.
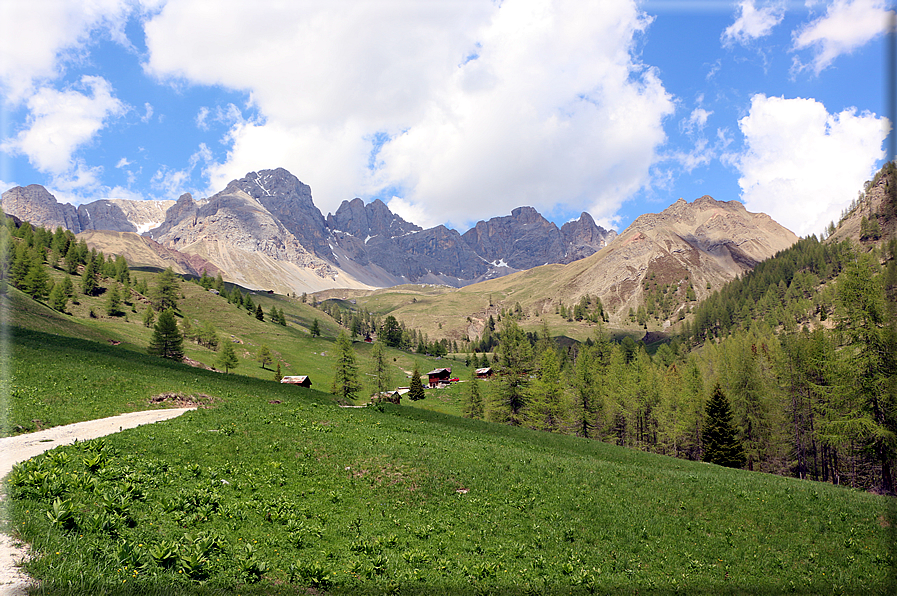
[722,1,785,46]
[116,157,132,168]
[152,143,213,198]
[144,0,674,227]
[1,76,127,182]
[195,106,210,130]
[681,107,712,136]
[732,94,889,237]
[0,0,134,103]
[141,102,154,123]
[792,0,894,74]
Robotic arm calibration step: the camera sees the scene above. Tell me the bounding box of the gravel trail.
[0,408,195,596]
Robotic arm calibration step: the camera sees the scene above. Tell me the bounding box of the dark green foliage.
[142,307,155,328]
[310,318,321,337]
[274,362,283,382]
[703,384,746,468]
[408,362,425,401]
[81,256,100,296]
[147,309,184,361]
[255,304,264,321]
[369,340,392,397]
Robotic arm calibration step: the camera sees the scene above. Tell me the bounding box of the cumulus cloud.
[792,0,894,74]
[731,94,889,237]
[1,76,127,183]
[144,0,673,227]
[722,1,785,46]
[0,0,134,103]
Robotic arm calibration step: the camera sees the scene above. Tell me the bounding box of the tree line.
[468,240,896,494]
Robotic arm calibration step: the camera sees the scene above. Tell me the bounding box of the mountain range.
[2,168,616,290]
[1,167,798,317]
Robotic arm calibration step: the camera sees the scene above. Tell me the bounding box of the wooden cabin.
[426,368,452,387]
[280,375,312,388]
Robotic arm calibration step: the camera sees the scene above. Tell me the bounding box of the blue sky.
[0,0,893,238]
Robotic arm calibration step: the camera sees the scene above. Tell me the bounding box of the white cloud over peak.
[732,94,889,237]
[1,76,127,182]
[143,0,673,227]
[792,0,894,74]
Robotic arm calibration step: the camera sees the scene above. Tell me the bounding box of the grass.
[4,318,896,594]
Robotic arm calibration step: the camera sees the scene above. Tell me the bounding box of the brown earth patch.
[149,392,218,408]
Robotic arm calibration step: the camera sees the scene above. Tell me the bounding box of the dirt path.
[0,409,195,596]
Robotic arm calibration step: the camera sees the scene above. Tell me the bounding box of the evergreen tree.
[147,309,185,361]
[255,304,264,321]
[369,340,392,397]
[464,370,484,419]
[310,318,321,337]
[528,347,564,431]
[142,307,155,328]
[257,345,273,369]
[217,342,239,374]
[702,384,746,468]
[275,362,283,382]
[331,331,360,401]
[380,315,403,347]
[408,362,425,401]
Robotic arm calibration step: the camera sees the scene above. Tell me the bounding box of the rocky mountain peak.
[326,197,421,240]
[1,185,81,233]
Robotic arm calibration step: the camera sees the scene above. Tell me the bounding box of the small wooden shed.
[280,375,312,388]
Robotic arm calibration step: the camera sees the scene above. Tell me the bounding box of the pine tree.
[275,362,283,382]
[147,309,185,361]
[702,384,746,468]
[331,331,360,401]
[217,342,239,374]
[310,318,321,337]
[81,256,99,296]
[255,304,264,321]
[408,362,425,401]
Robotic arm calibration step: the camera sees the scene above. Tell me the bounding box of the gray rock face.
[1,185,81,233]
[78,201,137,233]
[225,169,334,260]
[461,206,614,270]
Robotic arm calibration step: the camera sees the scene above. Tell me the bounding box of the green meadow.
[0,267,894,595]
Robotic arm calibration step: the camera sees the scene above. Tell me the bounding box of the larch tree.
[331,331,360,401]
[152,267,179,311]
[369,340,392,397]
[257,345,273,369]
[217,342,239,374]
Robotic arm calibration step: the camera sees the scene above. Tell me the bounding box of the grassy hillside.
[5,315,895,595]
